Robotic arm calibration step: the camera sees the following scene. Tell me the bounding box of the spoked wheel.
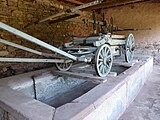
[125,34,135,63]
[55,60,73,72]
[95,44,113,77]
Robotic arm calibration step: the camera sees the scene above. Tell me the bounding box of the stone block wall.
[0,107,16,120]
[105,2,160,64]
[0,0,94,77]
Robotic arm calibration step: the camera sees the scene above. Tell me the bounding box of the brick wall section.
[105,2,160,64]
[0,0,94,77]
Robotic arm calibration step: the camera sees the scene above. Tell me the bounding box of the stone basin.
[0,56,153,120]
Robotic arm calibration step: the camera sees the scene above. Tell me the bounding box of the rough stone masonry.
[0,0,94,77]
[0,0,159,77]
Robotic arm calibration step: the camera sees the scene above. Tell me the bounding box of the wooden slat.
[70,67,95,74]
[52,70,107,84]
[113,61,137,67]
[49,13,80,24]
[111,35,126,39]
[107,72,117,77]
[39,0,103,23]
[66,18,104,25]
[84,0,149,11]
[70,67,118,77]
[65,0,84,5]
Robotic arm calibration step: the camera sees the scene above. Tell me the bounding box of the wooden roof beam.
[103,0,151,9]
[65,0,84,5]
[39,0,104,23]
[84,0,150,11]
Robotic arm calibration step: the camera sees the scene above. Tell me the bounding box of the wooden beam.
[52,70,107,84]
[70,67,118,77]
[65,0,84,5]
[49,13,81,24]
[111,35,126,39]
[113,59,139,67]
[84,0,150,11]
[103,0,150,9]
[66,18,104,25]
[39,0,103,23]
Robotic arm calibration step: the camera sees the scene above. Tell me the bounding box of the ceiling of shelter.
[38,0,158,24]
[60,0,158,11]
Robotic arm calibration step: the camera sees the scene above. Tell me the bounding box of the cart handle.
[0,22,79,61]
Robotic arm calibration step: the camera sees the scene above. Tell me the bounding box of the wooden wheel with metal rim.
[55,60,73,71]
[95,44,113,77]
[125,34,135,63]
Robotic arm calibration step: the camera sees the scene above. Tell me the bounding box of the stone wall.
[105,2,160,64]
[1,0,158,77]
[0,0,94,77]
[0,108,16,120]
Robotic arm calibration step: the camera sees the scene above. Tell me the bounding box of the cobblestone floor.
[119,65,160,120]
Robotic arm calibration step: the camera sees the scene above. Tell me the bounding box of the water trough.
[0,56,153,120]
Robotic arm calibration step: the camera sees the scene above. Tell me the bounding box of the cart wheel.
[55,60,73,72]
[125,34,135,63]
[95,44,113,77]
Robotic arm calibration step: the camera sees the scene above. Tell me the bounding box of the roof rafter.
[65,0,84,5]
[83,0,151,11]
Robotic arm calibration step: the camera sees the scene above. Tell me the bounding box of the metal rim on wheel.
[55,60,73,71]
[125,33,135,63]
[95,44,113,77]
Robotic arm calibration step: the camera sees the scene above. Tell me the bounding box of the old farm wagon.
[0,0,135,77]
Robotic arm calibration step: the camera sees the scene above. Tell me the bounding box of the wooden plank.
[71,63,88,68]
[52,70,107,84]
[39,0,103,23]
[111,35,126,39]
[70,63,118,77]
[113,61,136,67]
[70,68,117,77]
[110,39,126,45]
[104,0,150,9]
[0,58,66,63]
[66,18,104,25]
[49,13,80,24]
[65,0,84,5]
[107,72,117,77]
[70,67,95,74]
[84,0,149,11]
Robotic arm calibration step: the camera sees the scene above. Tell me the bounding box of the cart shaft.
[0,39,55,57]
[0,58,66,63]
[0,22,77,61]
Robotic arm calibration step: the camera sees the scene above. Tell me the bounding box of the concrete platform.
[0,56,153,120]
[119,65,160,120]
